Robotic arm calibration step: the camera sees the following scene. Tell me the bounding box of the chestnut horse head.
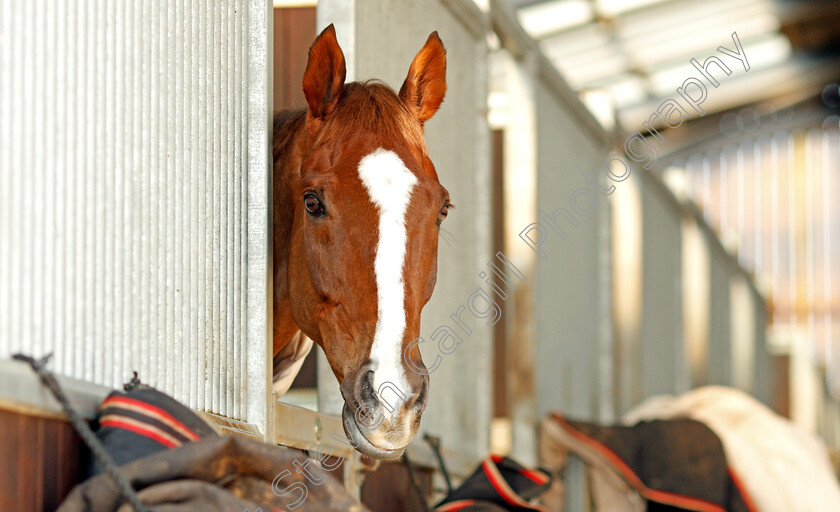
[272,25,449,460]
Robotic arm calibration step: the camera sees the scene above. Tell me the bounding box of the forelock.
[315,81,426,153]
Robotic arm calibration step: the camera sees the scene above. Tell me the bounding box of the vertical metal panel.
[730,275,756,393]
[707,234,734,386]
[750,283,772,406]
[682,217,711,387]
[612,174,644,414]
[639,177,686,396]
[0,0,271,425]
[500,51,539,463]
[597,187,616,423]
[533,79,608,425]
[315,0,492,462]
[246,0,273,435]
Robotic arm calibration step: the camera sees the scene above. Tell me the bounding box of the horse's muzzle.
[339,365,429,460]
[341,404,406,461]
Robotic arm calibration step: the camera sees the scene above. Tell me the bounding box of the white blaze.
[358,148,417,410]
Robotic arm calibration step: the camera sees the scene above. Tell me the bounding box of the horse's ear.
[302,24,346,121]
[400,32,447,125]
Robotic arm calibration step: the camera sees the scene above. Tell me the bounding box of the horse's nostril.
[412,379,428,410]
[359,370,377,404]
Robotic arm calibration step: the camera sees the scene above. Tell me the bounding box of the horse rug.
[539,386,840,512]
[57,384,366,512]
[625,386,840,512]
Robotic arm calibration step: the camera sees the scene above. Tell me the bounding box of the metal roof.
[508,0,840,131]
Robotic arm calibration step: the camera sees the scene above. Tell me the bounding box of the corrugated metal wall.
[682,205,772,402]
[679,123,839,378]
[707,233,735,386]
[612,172,690,413]
[0,0,272,426]
[673,118,839,431]
[315,0,493,461]
[639,177,687,397]
[488,6,773,480]
[533,79,610,423]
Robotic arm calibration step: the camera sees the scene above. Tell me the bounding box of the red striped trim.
[520,468,550,486]
[102,396,200,441]
[482,457,548,512]
[552,413,726,512]
[727,467,760,512]
[100,417,181,448]
[488,454,550,486]
[436,499,477,511]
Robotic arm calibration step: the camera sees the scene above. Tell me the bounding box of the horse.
[271,24,450,460]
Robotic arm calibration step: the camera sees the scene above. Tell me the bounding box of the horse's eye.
[304,193,325,216]
[437,201,451,225]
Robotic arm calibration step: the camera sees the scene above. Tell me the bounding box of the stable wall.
[533,79,611,423]
[640,176,688,398]
[0,0,274,432]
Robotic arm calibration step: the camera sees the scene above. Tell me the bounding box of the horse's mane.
[272,108,306,167]
[272,80,426,167]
